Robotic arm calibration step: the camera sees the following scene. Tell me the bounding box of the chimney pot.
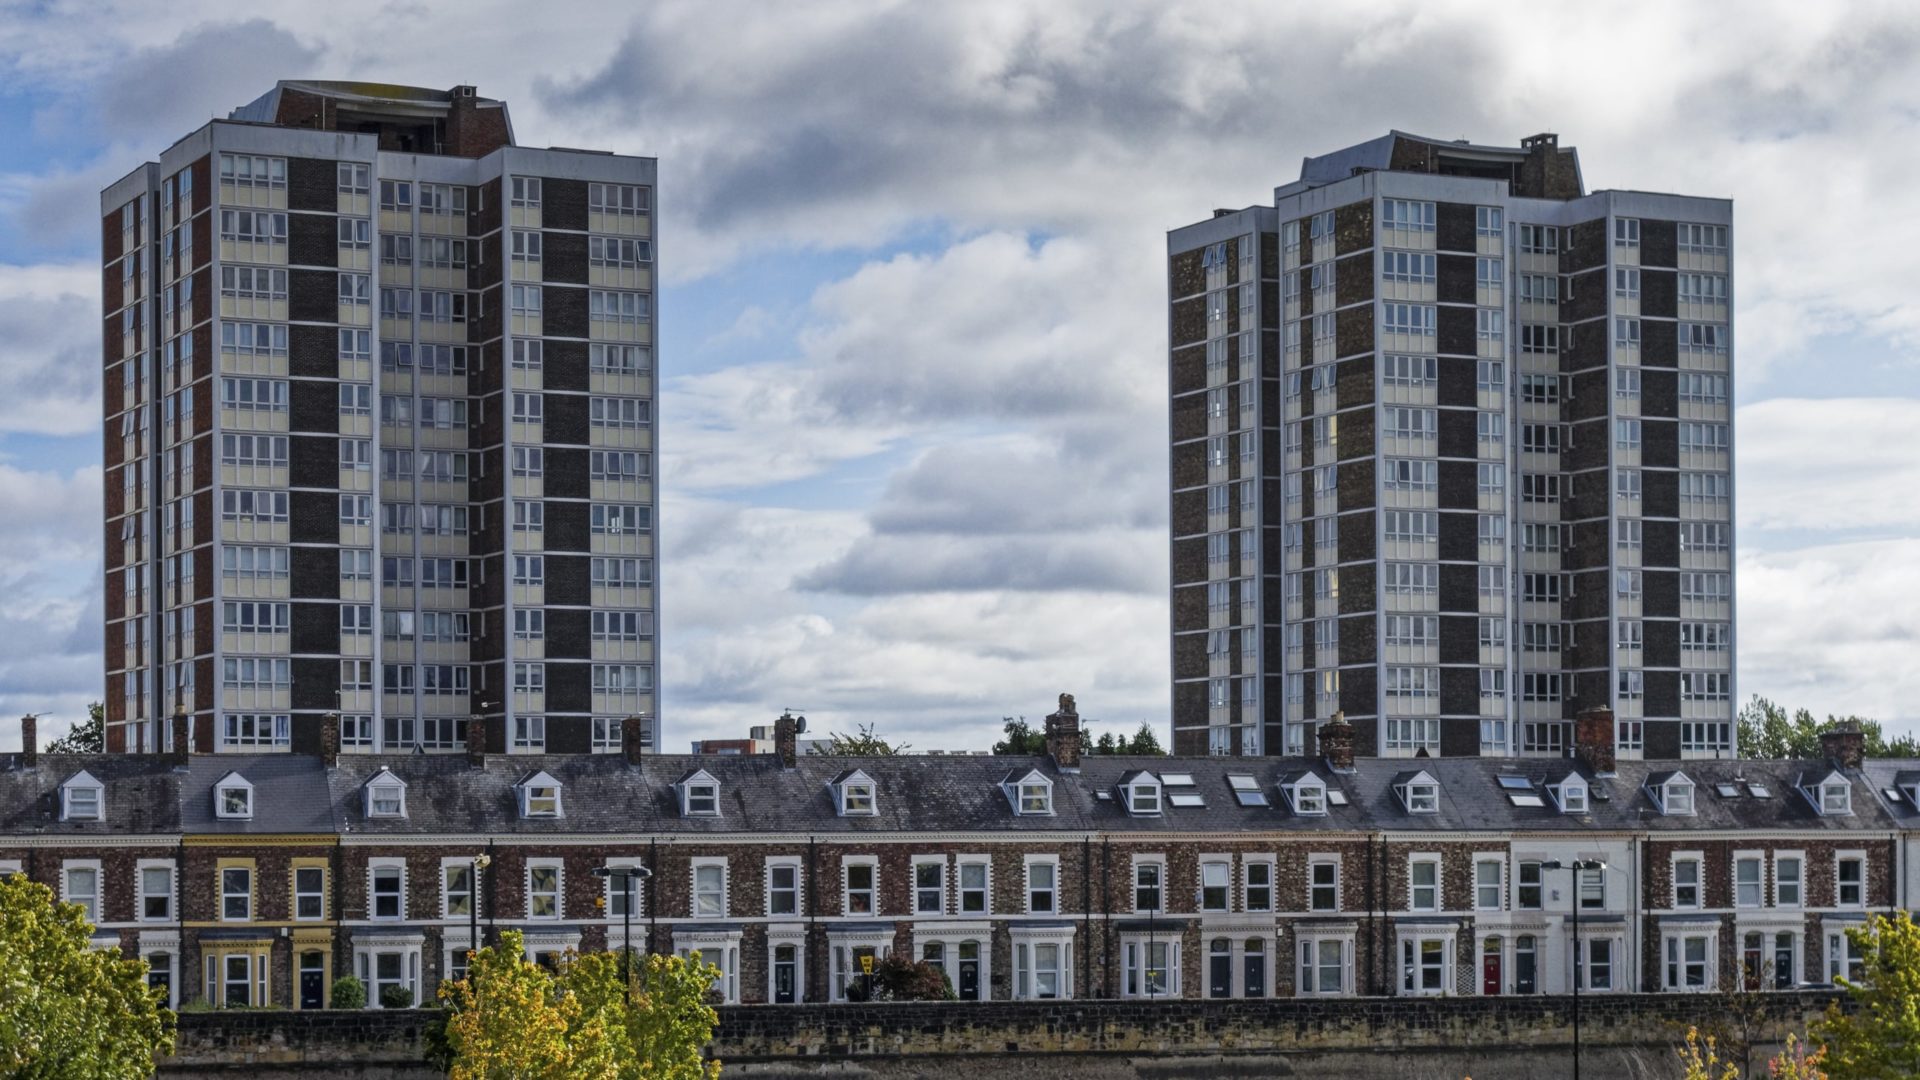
[1044,694,1082,771]
[622,714,651,766]
[1575,706,1617,776]
[19,715,36,767]
[1318,712,1357,772]
[466,715,488,767]
[773,712,800,769]
[1820,722,1865,770]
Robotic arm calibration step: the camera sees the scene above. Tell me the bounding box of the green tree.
[0,872,175,1078]
[1736,697,1919,759]
[840,953,953,1002]
[565,949,724,1079]
[812,722,908,755]
[439,930,721,1080]
[1122,722,1165,755]
[1811,911,1920,1079]
[992,717,1045,755]
[44,703,105,754]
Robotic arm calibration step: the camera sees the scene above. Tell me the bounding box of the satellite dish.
[795,716,807,735]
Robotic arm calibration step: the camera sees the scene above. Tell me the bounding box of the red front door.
[1482,952,1502,995]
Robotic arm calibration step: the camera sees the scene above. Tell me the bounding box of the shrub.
[380,984,414,1009]
[330,976,367,1010]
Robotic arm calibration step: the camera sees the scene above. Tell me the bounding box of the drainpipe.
[1101,839,1112,999]
[807,835,817,1004]
[648,838,659,954]
[485,837,497,946]
[1365,834,1377,996]
[1081,834,1092,1001]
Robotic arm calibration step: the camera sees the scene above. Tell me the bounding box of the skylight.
[1715,783,1742,798]
[1160,773,1196,787]
[1747,783,1772,799]
[1167,791,1206,808]
[1227,775,1267,806]
[1326,790,1349,806]
[1883,788,1905,803]
[1508,793,1546,808]
[1497,775,1533,792]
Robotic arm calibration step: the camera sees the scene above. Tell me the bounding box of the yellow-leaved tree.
[1811,911,1920,1080]
[0,872,176,1079]
[439,930,722,1079]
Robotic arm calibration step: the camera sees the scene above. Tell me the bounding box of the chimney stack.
[1044,694,1082,771]
[1318,713,1356,773]
[466,715,488,767]
[623,713,651,766]
[1821,721,1865,770]
[774,712,800,769]
[19,715,36,767]
[171,707,191,766]
[318,713,340,768]
[1574,706,1617,776]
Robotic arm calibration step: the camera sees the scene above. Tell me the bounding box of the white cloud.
[1737,398,1920,537]
[0,262,106,435]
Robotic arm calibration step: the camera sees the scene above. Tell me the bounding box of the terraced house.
[3,702,1912,1010]
[100,81,659,760]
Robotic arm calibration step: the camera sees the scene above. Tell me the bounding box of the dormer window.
[1123,774,1162,815]
[1283,775,1328,816]
[1822,782,1851,815]
[1394,771,1440,814]
[1654,775,1694,815]
[675,769,721,817]
[215,772,254,820]
[516,770,564,818]
[60,771,104,822]
[832,770,877,817]
[364,769,406,818]
[1559,781,1588,814]
[1002,769,1054,816]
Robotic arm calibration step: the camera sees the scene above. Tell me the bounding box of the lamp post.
[593,864,652,1004]
[468,853,491,972]
[1542,859,1606,1080]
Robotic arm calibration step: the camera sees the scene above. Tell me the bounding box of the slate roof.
[2,749,1914,838]
[0,754,181,835]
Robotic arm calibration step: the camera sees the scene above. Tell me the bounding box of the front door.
[1209,940,1232,998]
[957,942,980,1001]
[773,945,797,1004]
[1481,950,1502,996]
[299,952,325,1009]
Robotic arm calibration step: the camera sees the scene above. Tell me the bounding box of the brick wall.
[161,991,1842,1079]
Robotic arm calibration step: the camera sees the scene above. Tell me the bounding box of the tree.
[1736,697,1919,759]
[330,975,366,1009]
[1810,911,1920,1079]
[44,702,105,754]
[1677,1027,1740,1080]
[840,953,953,1002]
[438,929,722,1080]
[1767,1034,1829,1080]
[813,722,908,755]
[992,717,1044,755]
[1121,722,1165,755]
[565,950,724,1079]
[0,872,175,1078]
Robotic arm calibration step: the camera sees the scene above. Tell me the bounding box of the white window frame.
[1121,934,1180,998]
[1733,851,1764,909]
[690,858,729,920]
[1011,926,1075,1001]
[1672,852,1703,909]
[1398,931,1456,996]
[135,859,175,923]
[1835,851,1867,908]
[368,857,407,922]
[1408,855,1441,912]
[1132,855,1167,914]
[1243,858,1275,913]
[911,856,947,916]
[215,774,254,820]
[1025,855,1059,916]
[526,858,564,921]
[764,857,803,919]
[1198,857,1232,913]
[1473,855,1504,911]
[956,856,991,916]
[1297,933,1353,997]
[62,859,102,925]
[1308,857,1342,913]
[842,855,879,917]
[1664,930,1717,992]
[1773,851,1804,908]
[440,857,477,922]
[60,772,105,821]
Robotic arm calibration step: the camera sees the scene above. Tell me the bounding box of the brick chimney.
[1821,722,1865,770]
[19,714,36,767]
[466,716,488,767]
[773,712,800,769]
[1318,713,1356,773]
[623,713,651,766]
[318,713,340,769]
[1044,694,1082,771]
[171,708,191,766]
[1574,706,1617,776]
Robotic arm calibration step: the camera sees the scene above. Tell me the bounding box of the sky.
[2,0,1919,753]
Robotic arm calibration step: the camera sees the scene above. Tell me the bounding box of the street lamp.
[468,854,492,973]
[1541,859,1606,1080]
[593,864,653,1003]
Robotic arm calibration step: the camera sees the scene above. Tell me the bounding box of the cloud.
[0,462,102,749]
[90,20,321,140]
[1736,398,1920,537]
[0,262,105,436]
